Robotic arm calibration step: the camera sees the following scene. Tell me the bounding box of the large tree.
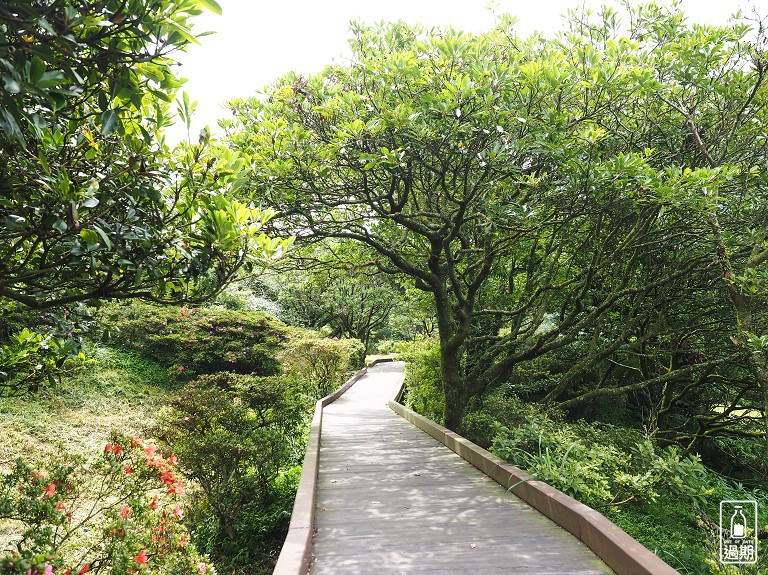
[269,241,400,351]
[0,0,290,391]
[230,3,768,443]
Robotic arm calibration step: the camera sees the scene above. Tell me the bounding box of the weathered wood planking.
[310,361,615,575]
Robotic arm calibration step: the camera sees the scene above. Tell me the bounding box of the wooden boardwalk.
[310,361,615,574]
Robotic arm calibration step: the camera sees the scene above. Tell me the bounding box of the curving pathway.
[310,361,615,574]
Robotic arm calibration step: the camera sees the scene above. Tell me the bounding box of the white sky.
[168,0,761,143]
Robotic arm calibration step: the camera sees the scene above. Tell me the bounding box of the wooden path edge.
[272,357,395,575]
[387,395,681,575]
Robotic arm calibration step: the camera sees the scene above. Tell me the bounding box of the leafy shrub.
[0,302,93,395]
[459,411,498,449]
[189,466,301,575]
[396,338,444,423]
[375,339,398,355]
[106,303,288,377]
[609,498,710,575]
[210,286,284,319]
[0,433,212,574]
[280,334,365,398]
[491,414,713,509]
[482,386,564,429]
[152,372,306,560]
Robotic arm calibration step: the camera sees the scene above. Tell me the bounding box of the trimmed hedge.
[107,303,288,376]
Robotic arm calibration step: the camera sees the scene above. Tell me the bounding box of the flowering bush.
[0,433,214,574]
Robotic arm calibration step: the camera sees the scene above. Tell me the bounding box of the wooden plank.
[310,362,616,574]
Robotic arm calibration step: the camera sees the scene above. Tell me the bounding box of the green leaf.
[0,108,24,146]
[4,214,26,229]
[199,0,223,15]
[37,70,66,89]
[80,229,99,245]
[93,225,113,249]
[165,18,200,45]
[29,56,45,83]
[2,75,20,94]
[101,109,118,135]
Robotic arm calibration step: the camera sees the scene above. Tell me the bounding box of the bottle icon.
[731,506,747,539]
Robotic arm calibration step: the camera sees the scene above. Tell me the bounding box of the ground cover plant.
[0,302,365,574]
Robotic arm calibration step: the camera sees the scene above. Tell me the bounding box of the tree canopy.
[229,1,768,449]
[0,0,290,392]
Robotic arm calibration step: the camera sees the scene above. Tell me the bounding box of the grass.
[0,343,177,467]
[607,498,711,574]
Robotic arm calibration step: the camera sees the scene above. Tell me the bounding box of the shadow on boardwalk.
[310,361,615,575]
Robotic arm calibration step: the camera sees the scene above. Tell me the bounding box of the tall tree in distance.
[272,241,400,351]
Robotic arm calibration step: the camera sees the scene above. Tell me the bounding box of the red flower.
[149,496,158,509]
[134,550,148,565]
[160,469,175,485]
[43,482,56,498]
[144,445,157,457]
[173,504,183,518]
[177,365,184,371]
[78,565,90,574]
[125,465,134,474]
[104,443,113,452]
[56,501,66,511]
[120,505,131,519]
[167,480,183,495]
[168,453,178,465]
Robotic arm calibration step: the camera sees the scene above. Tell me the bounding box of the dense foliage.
[1,301,365,574]
[229,2,768,456]
[280,334,365,397]
[0,0,290,393]
[153,371,306,568]
[401,338,768,573]
[106,303,288,377]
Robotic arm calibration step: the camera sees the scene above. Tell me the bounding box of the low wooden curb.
[387,397,681,575]
[273,358,394,575]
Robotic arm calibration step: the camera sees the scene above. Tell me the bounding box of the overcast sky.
[168,0,761,142]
